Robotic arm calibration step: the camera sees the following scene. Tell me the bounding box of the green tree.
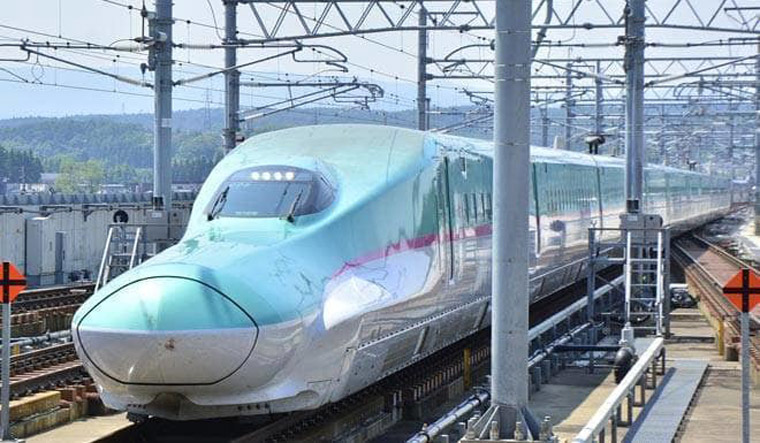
[0,144,43,184]
[81,160,105,192]
[54,157,80,193]
[55,158,105,193]
[0,145,7,181]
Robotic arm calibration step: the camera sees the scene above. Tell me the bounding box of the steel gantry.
[213,0,760,199]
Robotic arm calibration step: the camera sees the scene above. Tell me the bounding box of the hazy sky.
[0,1,756,118]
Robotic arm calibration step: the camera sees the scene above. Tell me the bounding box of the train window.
[550,189,556,213]
[207,165,336,220]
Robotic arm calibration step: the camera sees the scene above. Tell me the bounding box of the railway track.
[3,282,95,338]
[12,283,94,313]
[672,234,760,368]
[4,342,87,399]
[2,283,95,400]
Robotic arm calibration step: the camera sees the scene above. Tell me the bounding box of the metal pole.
[565,64,573,150]
[587,228,597,370]
[595,60,603,139]
[541,103,549,147]
[754,42,760,235]
[492,0,531,437]
[0,303,8,441]
[729,98,735,205]
[1,262,10,440]
[224,0,241,154]
[741,309,750,443]
[624,0,645,213]
[417,2,428,131]
[663,228,671,337]
[153,0,173,211]
[659,104,666,165]
[741,268,750,443]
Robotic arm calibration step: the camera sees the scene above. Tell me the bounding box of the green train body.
[72,124,730,420]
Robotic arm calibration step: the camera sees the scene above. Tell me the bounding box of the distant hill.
[0,102,746,185]
[0,117,221,171]
[0,105,578,177]
[0,106,497,171]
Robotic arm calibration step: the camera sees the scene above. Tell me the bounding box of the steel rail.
[10,361,85,398]
[0,341,85,398]
[672,234,760,372]
[7,283,94,314]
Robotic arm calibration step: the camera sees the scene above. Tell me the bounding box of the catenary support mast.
[595,60,604,142]
[153,0,173,211]
[565,64,573,149]
[224,0,241,154]
[624,0,646,212]
[491,0,531,437]
[417,1,428,131]
[754,42,760,234]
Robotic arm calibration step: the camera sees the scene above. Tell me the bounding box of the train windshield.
[207,166,336,219]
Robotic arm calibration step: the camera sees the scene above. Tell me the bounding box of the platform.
[24,413,129,443]
[624,359,708,442]
[525,308,758,443]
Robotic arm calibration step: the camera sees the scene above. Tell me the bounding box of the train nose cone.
[75,277,257,385]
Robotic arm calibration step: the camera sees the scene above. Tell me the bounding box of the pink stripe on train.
[332,223,493,277]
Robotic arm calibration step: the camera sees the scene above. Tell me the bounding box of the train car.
[72,125,731,420]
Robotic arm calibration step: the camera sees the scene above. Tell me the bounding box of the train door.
[595,166,604,229]
[445,154,468,282]
[437,157,455,280]
[530,164,540,267]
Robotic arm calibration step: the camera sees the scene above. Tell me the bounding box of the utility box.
[26,216,66,287]
[144,209,171,244]
[619,213,664,245]
[0,212,25,269]
[142,209,186,254]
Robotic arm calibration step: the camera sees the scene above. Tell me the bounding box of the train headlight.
[250,170,295,181]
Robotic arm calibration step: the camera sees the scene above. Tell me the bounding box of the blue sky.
[0,1,756,118]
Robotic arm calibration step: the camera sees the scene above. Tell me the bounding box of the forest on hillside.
[0,117,222,188]
[0,105,498,193]
[0,144,43,184]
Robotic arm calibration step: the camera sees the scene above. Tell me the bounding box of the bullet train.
[72,125,732,420]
